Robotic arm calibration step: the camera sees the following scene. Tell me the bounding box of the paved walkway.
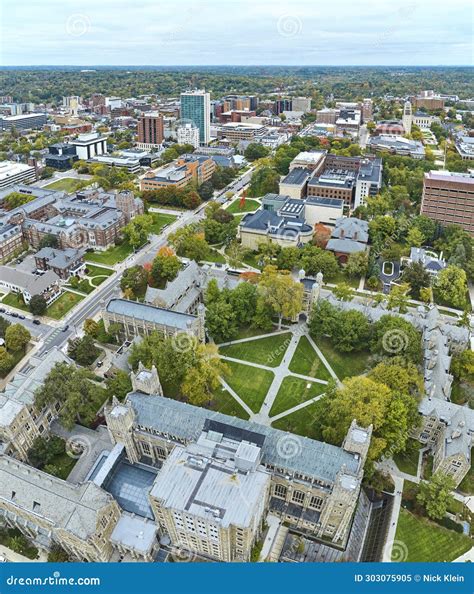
[382,475,404,562]
[453,546,474,562]
[220,324,333,426]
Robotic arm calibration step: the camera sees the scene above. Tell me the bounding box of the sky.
[1,0,472,66]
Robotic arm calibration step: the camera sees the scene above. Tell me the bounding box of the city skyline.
[1,0,472,67]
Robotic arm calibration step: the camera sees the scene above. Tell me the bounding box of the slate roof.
[0,455,113,540]
[127,393,360,484]
[106,298,197,330]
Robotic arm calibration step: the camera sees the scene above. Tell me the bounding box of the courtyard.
[215,324,343,436]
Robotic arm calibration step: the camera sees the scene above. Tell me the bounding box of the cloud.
[0,0,472,65]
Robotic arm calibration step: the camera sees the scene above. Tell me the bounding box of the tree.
[276,247,301,272]
[122,214,153,250]
[48,546,70,562]
[258,266,304,329]
[333,283,353,302]
[406,226,425,248]
[345,251,369,278]
[5,324,31,352]
[120,265,148,298]
[28,435,65,468]
[181,343,228,406]
[451,349,474,381]
[0,346,14,375]
[247,166,279,197]
[205,298,238,342]
[308,300,339,339]
[197,181,214,200]
[68,335,101,366]
[83,318,99,337]
[28,293,47,316]
[332,310,371,353]
[402,262,431,300]
[369,215,397,246]
[244,143,270,162]
[417,473,456,520]
[3,191,35,210]
[300,245,339,279]
[38,234,59,249]
[105,370,132,401]
[322,376,393,462]
[435,265,467,309]
[0,316,11,339]
[228,282,258,327]
[150,247,181,285]
[169,226,209,262]
[370,315,422,363]
[35,363,106,430]
[387,283,410,313]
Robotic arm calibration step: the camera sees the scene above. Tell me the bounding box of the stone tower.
[104,397,139,463]
[402,101,413,134]
[115,190,136,222]
[309,272,324,311]
[131,362,163,395]
[342,419,372,464]
[197,302,206,342]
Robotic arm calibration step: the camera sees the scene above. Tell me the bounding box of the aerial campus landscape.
[0,0,473,579]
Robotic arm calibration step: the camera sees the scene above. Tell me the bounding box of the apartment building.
[420,170,474,235]
[0,223,23,261]
[137,112,164,149]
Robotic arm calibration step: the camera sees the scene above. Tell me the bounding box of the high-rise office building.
[137,112,164,149]
[180,90,211,145]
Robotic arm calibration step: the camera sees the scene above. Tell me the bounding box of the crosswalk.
[41,328,64,351]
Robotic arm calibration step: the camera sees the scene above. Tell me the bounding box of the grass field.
[224,361,274,413]
[2,292,29,312]
[85,242,134,266]
[459,459,474,495]
[204,248,227,264]
[46,292,84,319]
[271,399,325,441]
[220,333,291,368]
[316,337,372,380]
[270,376,326,417]
[46,451,78,480]
[289,336,332,380]
[227,198,260,214]
[43,177,90,193]
[0,347,26,378]
[149,212,177,235]
[211,386,250,420]
[393,440,423,476]
[327,271,361,289]
[84,264,114,277]
[394,509,472,562]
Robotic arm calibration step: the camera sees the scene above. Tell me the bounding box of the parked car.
[10,312,18,318]
[18,314,25,320]
[33,319,41,325]
[62,325,69,332]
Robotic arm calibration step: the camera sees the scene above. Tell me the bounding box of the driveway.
[379,260,401,294]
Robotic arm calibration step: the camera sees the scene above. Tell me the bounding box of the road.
[32,165,253,357]
[358,124,369,149]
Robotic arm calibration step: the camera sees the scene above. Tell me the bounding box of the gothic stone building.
[104,392,372,560]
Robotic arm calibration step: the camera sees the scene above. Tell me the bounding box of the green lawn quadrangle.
[43,177,91,193]
[317,337,371,380]
[394,509,472,562]
[223,360,274,413]
[271,399,325,441]
[269,376,326,417]
[219,333,291,368]
[211,386,250,420]
[289,336,332,380]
